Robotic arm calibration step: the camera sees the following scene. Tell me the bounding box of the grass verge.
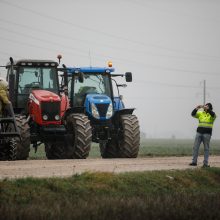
[1,168,220,220]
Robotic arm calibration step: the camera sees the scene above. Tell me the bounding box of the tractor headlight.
[55,115,60,121]
[91,103,99,119]
[42,114,48,121]
[106,103,113,119]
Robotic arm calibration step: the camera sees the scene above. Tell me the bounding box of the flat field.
[29,138,220,159]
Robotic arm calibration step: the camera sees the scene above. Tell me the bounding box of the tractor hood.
[30,90,61,104]
[85,94,113,120]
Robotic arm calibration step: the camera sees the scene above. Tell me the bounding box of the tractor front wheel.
[118,114,140,158]
[101,114,140,158]
[45,113,92,159]
[66,113,92,159]
[45,141,73,159]
[119,115,140,158]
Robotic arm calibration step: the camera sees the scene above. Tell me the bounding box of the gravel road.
[0,156,220,179]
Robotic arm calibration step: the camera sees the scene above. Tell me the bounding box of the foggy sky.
[0,0,219,139]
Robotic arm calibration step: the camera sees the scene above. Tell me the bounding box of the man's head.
[0,77,8,89]
[205,103,213,111]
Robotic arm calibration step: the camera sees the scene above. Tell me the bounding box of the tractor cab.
[6,59,60,114]
[63,65,132,121]
[65,67,114,120]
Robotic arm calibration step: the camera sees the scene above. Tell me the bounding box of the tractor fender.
[114,108,135,116]
[111,108,136,134]
[112,108,135,122]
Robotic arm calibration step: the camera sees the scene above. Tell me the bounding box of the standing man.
[190,103,217,167]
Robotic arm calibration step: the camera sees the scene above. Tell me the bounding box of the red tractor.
[2,57,92,160]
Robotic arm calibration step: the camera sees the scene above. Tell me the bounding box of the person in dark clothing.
[190,103,217,167]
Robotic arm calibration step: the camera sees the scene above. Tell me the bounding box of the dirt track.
[0,156,220,179]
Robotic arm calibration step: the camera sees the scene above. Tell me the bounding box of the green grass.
[29,139,220,159]
[11,139,220,219]
[139,138,220,157]
[1,168,220,220]
[29,143,102,159]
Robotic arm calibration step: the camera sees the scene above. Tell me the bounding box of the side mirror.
[78,72,84,83]
[125,72,132,82]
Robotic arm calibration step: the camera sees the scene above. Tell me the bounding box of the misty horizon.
[0,0,219,139]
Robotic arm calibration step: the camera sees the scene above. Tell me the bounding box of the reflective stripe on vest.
[198,121,213,128]
[196,111,216,128]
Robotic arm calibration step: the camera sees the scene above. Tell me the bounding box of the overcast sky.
[0,0,219,139]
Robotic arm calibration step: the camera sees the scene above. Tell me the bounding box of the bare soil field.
[0,156,220,179]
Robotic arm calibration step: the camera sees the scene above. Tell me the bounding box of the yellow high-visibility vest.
[194,110,216,128]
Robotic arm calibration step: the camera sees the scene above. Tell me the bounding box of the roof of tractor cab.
[6,59,58,68]
[66,67,115,75]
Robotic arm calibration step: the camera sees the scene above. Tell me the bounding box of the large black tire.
[66,113,92,159]
[15,115,31,160]
[45,113,92,159]
[100,140,120,158]
[119,114,140,158]
[45,141,72,159]
[101,114,140,158]
[7,139,17,160]
[0,139,17,161]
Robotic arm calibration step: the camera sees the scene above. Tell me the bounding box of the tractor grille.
[96,103,109,117]
[41,101,60,121]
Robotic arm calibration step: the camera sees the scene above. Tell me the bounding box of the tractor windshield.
[18,67,58,94]
[16,66,58,109]
[69,73,112,106]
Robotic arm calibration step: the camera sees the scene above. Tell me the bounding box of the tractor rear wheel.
[119,114,140,158]
[15,115,31,160]
[66,113,92,159]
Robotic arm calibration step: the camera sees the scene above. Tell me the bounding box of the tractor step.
[0,117,14,123]
[0,132,20,137]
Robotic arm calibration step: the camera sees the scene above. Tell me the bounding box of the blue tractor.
[61,63,140,158]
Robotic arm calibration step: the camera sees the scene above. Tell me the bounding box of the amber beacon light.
[108,61,113,67]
